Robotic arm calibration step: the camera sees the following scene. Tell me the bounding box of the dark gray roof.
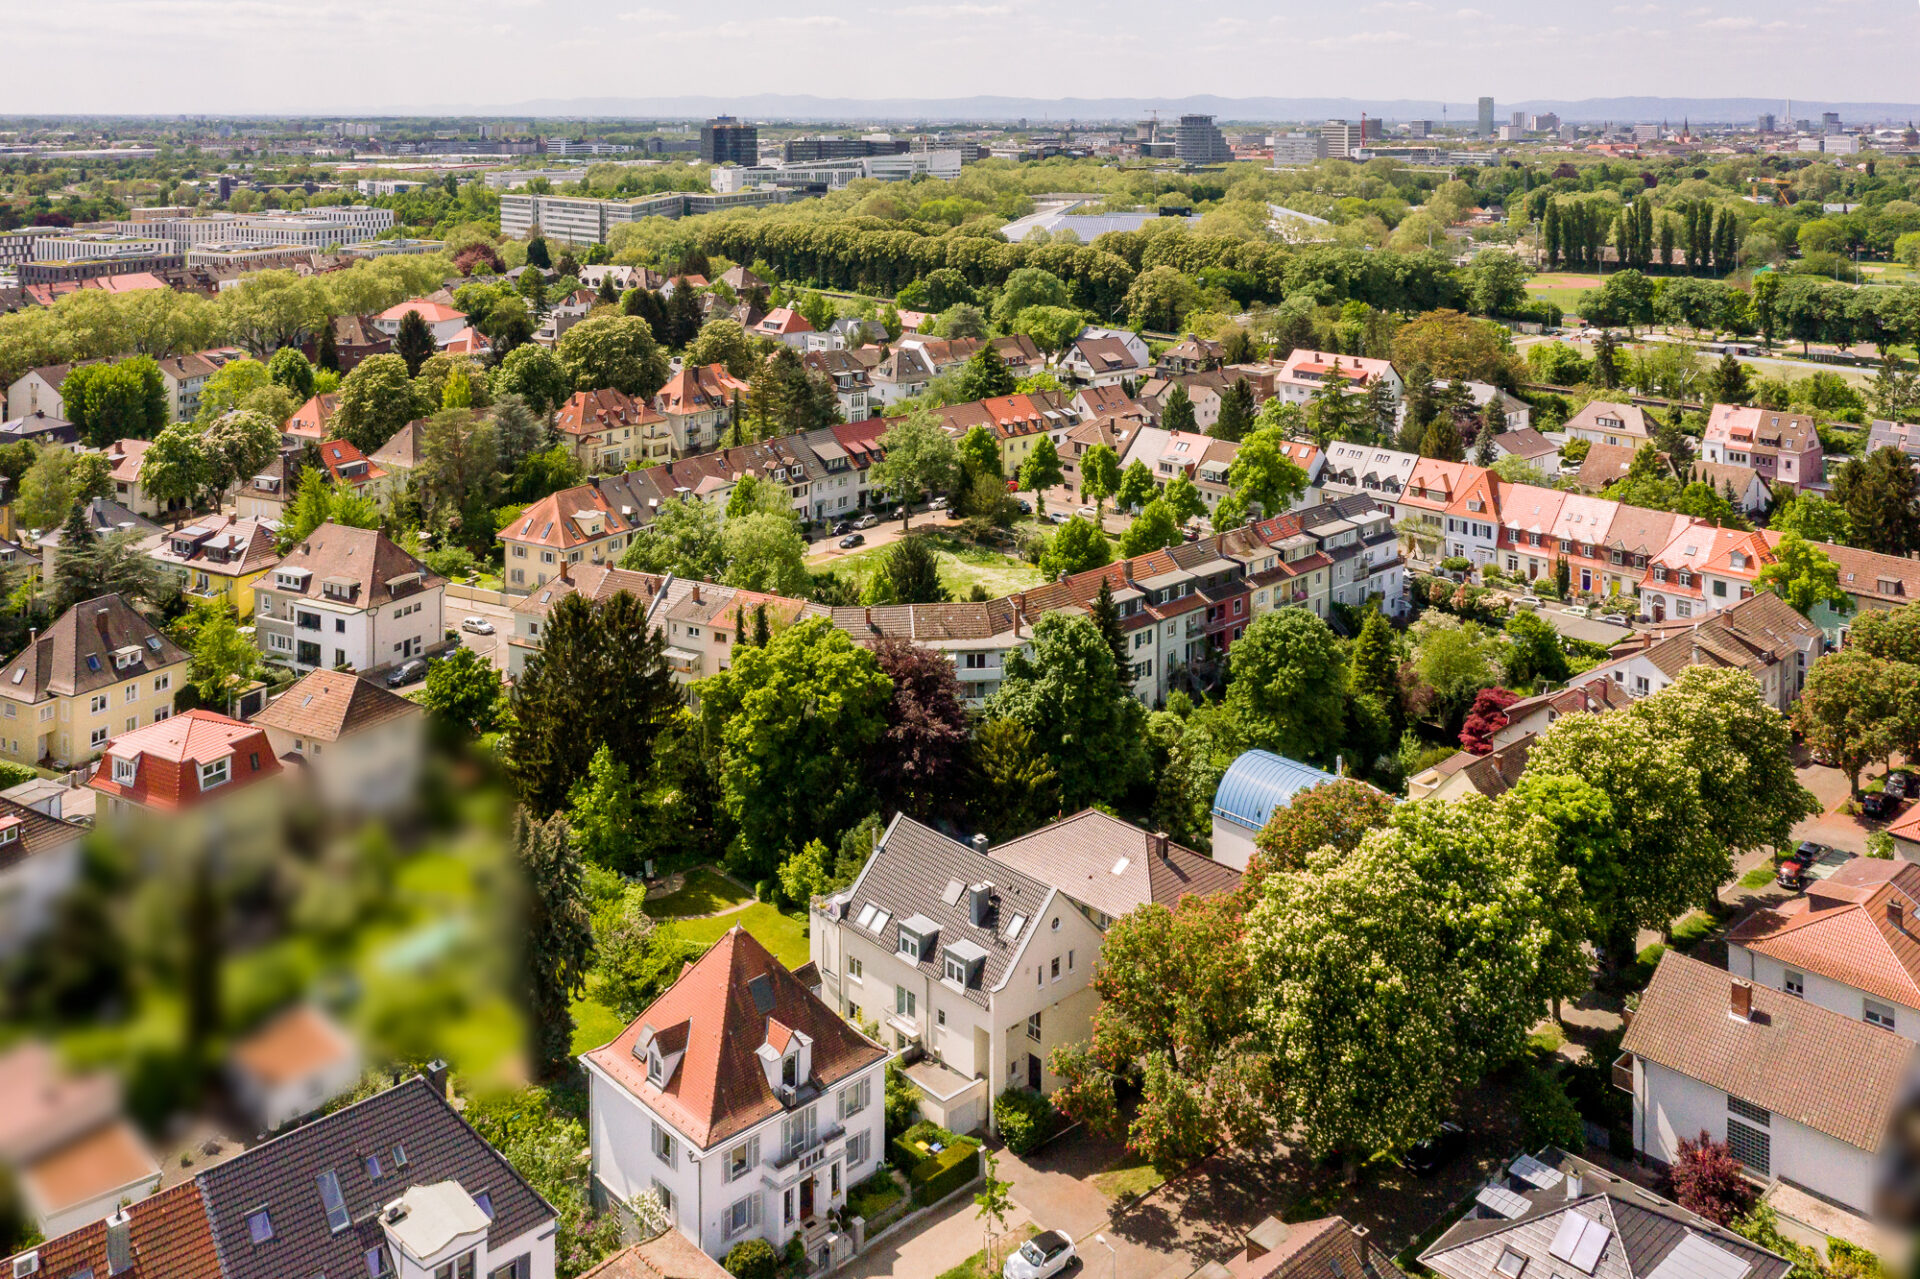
[196,1077,554,1279]
[0,794,84,873]
[837,814,1057,1008]
[1421,1150,1789,1279]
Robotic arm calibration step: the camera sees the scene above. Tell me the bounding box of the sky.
[6,0,1919,116]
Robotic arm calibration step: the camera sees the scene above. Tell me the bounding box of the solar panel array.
[1644,1234,1753,1279]
[1477,1185,1531,1219]
[1510,1154,1564,1190]
[1549,1214,1612,1274]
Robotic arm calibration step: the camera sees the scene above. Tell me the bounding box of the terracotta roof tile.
[581,927,885,1149]
[3,1181,220,1279]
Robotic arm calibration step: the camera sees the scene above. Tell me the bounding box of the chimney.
[105,1209,132,1275]
[557,558,570,583]
[1566,1173,1583,1199]
[968,881,992,926]
[864,606,873,630]
[972,833,988,855]
[425,1057,449,1099]
[1730,978,1753,1021]
[1150,831,1170,861]
[691,582,702,603]
[94,606,112,642]
[1892,899,1907,932]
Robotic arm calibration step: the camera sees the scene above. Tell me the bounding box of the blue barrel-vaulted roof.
[1211,749,1342,833]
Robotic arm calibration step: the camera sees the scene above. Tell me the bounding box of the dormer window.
[648,1048,665,1086]
[113,756,136,785]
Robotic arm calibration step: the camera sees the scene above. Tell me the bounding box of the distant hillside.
[420,93,1920,125]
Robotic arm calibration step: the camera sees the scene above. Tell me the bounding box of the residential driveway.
[1790,754,1874,856]
[843,1190,1031,1279]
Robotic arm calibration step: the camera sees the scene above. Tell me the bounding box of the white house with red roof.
[750,308,816,349]
[1271,349,1402,407]
[372,299,470,347]
[581,927,888,1273]
[88,708,281,816]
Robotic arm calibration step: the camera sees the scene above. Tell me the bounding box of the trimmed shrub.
[994,1088,1056,1155]
[910,1139,981,1206]
[722,1239,778,1279]
[891,1120,950,1173]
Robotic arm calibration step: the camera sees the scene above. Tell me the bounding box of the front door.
[1027,1053,1042,1090]
[800,1175,815,1221]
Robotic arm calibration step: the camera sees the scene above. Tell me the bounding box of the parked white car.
[1004,1231,1078,1279]
[460,616,495,635]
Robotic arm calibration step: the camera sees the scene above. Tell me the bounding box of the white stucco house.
[582,926,889,1275]
[1618,951,1916,1217]
[810,814,1104,1137]
[252,523,446,675]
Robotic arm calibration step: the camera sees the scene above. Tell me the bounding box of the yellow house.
[141,515,281,615]
[0,593,188,768]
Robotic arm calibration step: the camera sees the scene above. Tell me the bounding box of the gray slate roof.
[836,814,1057,1009]
[196,1077,553,1279]
[1421,1150,1789,1279]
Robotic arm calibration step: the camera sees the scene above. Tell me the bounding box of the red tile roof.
[89,709,281,811]
[557,388,665,436]
[1728,859,1920,1008]
[581,926,885,1149]
[4,1181,219,1279]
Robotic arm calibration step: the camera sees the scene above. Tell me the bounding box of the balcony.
[1611,1052,1635,1093]
[769,1121,846,1176]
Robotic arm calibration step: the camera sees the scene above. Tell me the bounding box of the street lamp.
[1093,1234,1117,1279]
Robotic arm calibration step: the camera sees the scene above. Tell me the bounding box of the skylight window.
[246,1209,274,1244]
[317,1170,350,1233]
[856,903,876,930]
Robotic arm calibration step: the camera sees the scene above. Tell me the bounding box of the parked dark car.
[1405,1120,1465,1175]
[1864,791,1894,819]
[386,658,428,688]
[838,533,865,549]
[831,521,852,536]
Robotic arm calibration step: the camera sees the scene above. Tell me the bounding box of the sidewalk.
[842,1192,1032,1279]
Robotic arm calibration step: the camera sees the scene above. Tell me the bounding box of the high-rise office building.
[1174,114,1234,164]
[701,116,759,165]
[1321,120,1365,158]
[1823,112,1843,134]
[1477,97,1495,136]
[1756,113,1776,133]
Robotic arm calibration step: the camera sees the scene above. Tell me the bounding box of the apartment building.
[557,387,673,472]
[1701,404,1824,493]
[252,524,445,674]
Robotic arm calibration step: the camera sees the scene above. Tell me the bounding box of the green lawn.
[570,975,630,1055]
[1669,910,1716,950]
[1739,864,1779,890]
[644,868,750,918]
[1091,1151,1167,1199]
[678,902,812,969]
[808,527,1046,600]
